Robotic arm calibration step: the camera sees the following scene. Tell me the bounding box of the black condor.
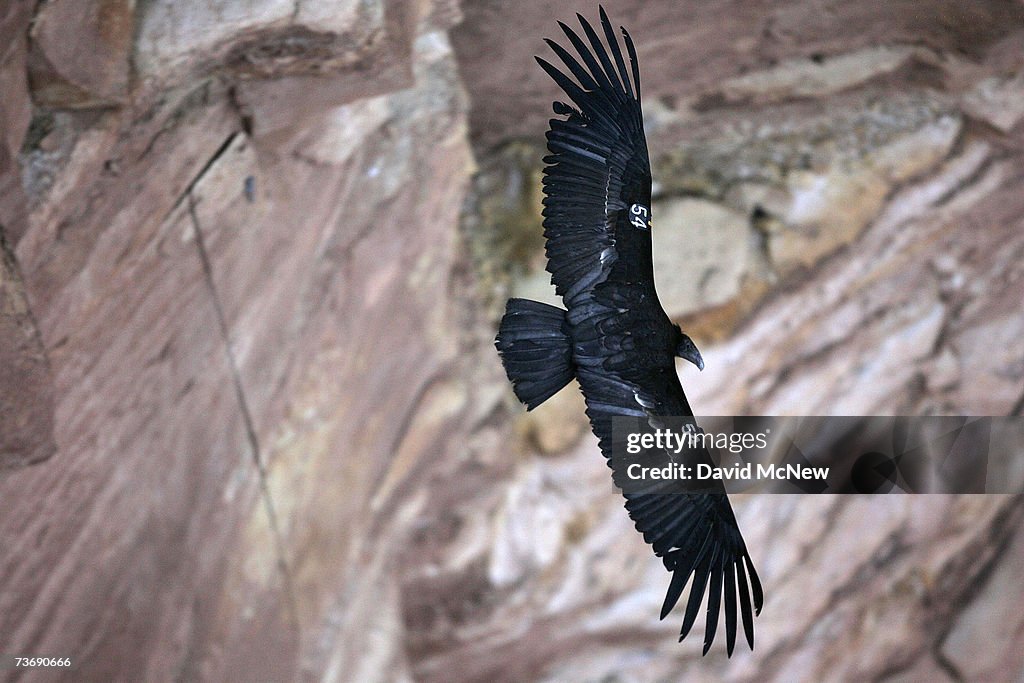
[495,7,763,655]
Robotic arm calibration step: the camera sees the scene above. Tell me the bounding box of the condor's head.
[674,326,704,371]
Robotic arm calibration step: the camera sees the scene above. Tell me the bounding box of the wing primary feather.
[679,546,716,642]
[544,38,600,92]
[735,558,755,650]
[576,12,624,96]
[702,557,724,655]
[744,554,764,615]
[723,561,738,657]
[660,530,710,620]
[599,6,634,99]
[660,569,691,621]
[557,21,615,95]
[621,26,642,100]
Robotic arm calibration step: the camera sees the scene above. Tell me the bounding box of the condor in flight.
[494,7,763,655]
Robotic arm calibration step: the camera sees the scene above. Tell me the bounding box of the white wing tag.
[629,203,650,230]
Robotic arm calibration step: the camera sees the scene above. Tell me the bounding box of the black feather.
[724,562,738,656]
[703,557,724,655]
[679,546,714,641]
[736,558,755,650]
[660,530,710,620]
[577,12,625,98]
[558,21,617,97]
[599,6,634,100]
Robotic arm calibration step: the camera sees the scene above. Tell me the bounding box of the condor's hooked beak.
[677,334,705,371]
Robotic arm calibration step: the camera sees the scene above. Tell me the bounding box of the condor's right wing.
[575,361,764,656]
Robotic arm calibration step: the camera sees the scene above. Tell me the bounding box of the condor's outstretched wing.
[536,7,658,310]
[575,357,764,655]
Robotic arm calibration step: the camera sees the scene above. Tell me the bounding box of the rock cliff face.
[1,1,1023,681]
[2,1,475,680]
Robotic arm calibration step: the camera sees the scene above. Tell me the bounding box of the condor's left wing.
[537,7,660,310]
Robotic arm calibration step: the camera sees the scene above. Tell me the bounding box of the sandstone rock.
[135,0,422,140]
[0,1,54,471]
[925,347,961,392]
[232,0,421,141]
[134,0,311,79]
[515,382,588,456]
[691,139,1024,418]
[0,0,32,239]
[28,0,134,108]
[655,106,962,280]
[0,238,55,470]
[508,268,559,313]
[173,17,475,679]
[461,142,548,319]
[0,1,472,680]
[651,198,753,318]
[711,46,919,104]
[0,2,31,152]
[963,72,1024,132]
[941,500,1024,681]
[452,0,1024,151]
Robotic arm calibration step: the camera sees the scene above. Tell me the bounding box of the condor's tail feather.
[495,298,575,410]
